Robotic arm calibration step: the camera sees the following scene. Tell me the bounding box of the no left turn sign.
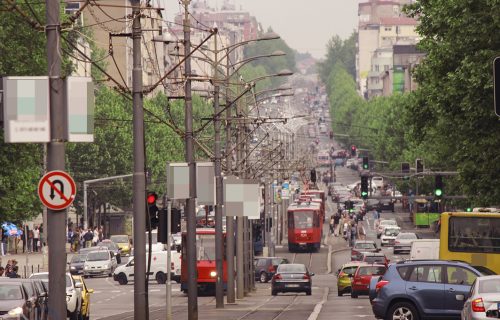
[38,170,77,210]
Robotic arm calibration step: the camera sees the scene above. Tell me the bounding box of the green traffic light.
[361,191,368,196]
[363,164,369,169]
[466,207,472,212]
[434,189,443,197]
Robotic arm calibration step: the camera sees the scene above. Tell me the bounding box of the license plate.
[286,284,300,288]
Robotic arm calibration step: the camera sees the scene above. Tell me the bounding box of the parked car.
[68,253,87,275]
[336,262,367,296]
[0,280,35,320]
[371,260,488,320]
[271,264,314,296]
[254,257,289,283]
[360,252,390,266]
[72,275,94,320]
[380,227,400,247]
[377,220,398,238]
[461,275,500,320]
[30,278,48,320]
[351,240,380,261]
[393,232,419,254]
[30,272,82,320]
[109,234,131,256]
[350,264,387,298]
[83,249,118,278]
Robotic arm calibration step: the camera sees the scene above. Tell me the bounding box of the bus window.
[448,217,500,253]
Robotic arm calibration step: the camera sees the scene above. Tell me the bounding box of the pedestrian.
[21,226,27,254]
[329,216,335,235]
[333,214,340,236]
[7,265,20,278]
[357,223,366,240]
[83,229,93,248]
[350,222,357,246]
[32,226,40,252]
[27,228,33,253]
[92,227,99,246]
[0,266,4,277]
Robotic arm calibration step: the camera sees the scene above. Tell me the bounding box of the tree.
[318,32,357,84]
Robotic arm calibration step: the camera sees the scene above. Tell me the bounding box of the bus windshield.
[449,216,500,253]
[196,234,216,261]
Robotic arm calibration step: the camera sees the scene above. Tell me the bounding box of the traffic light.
[310,169,317,183]
[416,159,424,174]
[158,207,182,243]
[350,145,357,157]
[362,157,369,170]
[434,176,443,198]
[466,207,472,212]
[147,192,159,230]
[361,176,369,199]
[401,162,410,180]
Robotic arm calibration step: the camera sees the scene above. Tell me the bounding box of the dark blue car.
[371,260,492,320]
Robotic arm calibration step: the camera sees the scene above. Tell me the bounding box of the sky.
[164,0,361,59]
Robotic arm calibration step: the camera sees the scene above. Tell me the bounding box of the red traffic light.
[351,145,356,150]
[147,192,157,204]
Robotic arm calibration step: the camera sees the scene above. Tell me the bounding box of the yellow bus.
[439,211,500,275]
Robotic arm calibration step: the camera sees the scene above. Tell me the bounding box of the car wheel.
[306,289,311,296]
[117,273,128,285]
[156,272,167,284]
[351,291,358,298]
[271,289,277,296]
[387,301,420,320]
[259,272,268,283]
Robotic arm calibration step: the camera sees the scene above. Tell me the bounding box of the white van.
[410,239,440,260]
[113,250,181,285]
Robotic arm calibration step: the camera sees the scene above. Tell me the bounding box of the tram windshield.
[196,234,216,261]
[291,211,318,229]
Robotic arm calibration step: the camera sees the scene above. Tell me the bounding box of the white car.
[461,275,500,320]
[376,219,398,238]
[83,249,118,277]
[372,176,384,189]
[30,272,82,320]
[380,227,401,246]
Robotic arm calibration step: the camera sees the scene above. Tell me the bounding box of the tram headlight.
[210,271,217,278]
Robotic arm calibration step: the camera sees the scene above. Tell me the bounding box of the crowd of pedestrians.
[0,259,20,278]
[329,206,379,247]
[68,227,103,252]
[1,224,44,256]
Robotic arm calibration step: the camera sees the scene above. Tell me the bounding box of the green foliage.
[321,0,500,205]
[318,32,357,84]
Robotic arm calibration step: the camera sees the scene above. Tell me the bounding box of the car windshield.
[30,274,72,288]
[71,254,87,263]
[87,251,109,261]
[98,242,117,250]
[0,284,23,300]
[398,234,417,239]
[365,256,385,264]
[110,236,128,243]
[278,264,306,273]
[384,229,400,236]
[355,242,376,250]
[381,220,397,226]
[358,266,386,276]
[479,279,500,293]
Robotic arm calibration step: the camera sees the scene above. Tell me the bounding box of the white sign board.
[166,162,214,204]
[65,77,94,142]
[223,176,260,219]
[2,77,50,143]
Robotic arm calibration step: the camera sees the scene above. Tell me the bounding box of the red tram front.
[287,202,322,252]
[180,228,227,294]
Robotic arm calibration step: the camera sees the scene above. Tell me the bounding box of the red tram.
[302,189,326,222]
[287,202,322,252]
[180,228,227,294]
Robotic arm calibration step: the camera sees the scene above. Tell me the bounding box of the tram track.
[235,295,299,320]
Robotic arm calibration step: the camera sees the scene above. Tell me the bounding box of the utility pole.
[183,0,198,318]
[212,29,224,308]
[131,0,147,317]
[46,0,66,317]
[225,50,236,304]
[236,83,245,299]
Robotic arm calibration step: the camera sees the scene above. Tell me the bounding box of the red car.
[350,264,387,298]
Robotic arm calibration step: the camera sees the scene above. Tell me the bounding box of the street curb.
[307,286,329,320]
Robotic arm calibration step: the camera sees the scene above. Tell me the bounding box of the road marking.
[111,290,121,293]
[150,289,160,292]
[307,287,329,320]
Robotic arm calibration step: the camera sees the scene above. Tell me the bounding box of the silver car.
[462,275,500,320]
[83,249,117,277]
[393,232,418,254]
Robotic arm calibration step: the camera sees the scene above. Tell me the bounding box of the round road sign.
[38,170,77,210]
